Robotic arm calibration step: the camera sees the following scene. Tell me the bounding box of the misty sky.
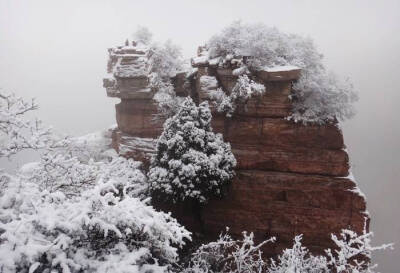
[0,0,399,271]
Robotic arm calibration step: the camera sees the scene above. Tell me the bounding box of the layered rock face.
[104,42,368,256]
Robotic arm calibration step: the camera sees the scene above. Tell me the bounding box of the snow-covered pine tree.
[148,97,236,203]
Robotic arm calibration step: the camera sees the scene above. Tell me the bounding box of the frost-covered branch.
[326,229,393,273]
[133,26,153,45]
[184,230,275,273]
[0,171,190,273]
[211,75,265,117]
[269,228,393,273]
[0,92,67,157]
[184,228,391,273]
[205,21,358,124]
[0,133,191,273]
[268,235,329,273]
[0,90,191,272]
[146,34,186,119]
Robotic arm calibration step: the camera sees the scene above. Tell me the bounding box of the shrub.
[0,171,191,273]
[0,92,67,157]
[148,97,236,203]
[133,27,186,119]
[184,229,392,273]
[212,75,266,117]
[206,21,358,124]
[183,230,274,273]
[0,94,191,273]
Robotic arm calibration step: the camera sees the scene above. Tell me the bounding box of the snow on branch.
[0,92,67,158]
[148,97,236,203]
[326,228,393,273]
[0,91,192,272]
[184,227,392,273]
[184,229,275,273]
[0,138,191,273]
[144,30,187,119]
[0,170,191,272]
[133,26,153,45]
[211,75,266,117]
[205,21,358,124]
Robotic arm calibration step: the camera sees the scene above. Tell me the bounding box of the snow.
[0,26,387,272]
[209,75,265,117]
[345,170,368,201]
[0,92,68,157]
[187,67,198,78]
[184,228,392,273]
[114,57,149,78]
[232,66,250,76]
[107,31,187,119]
[208,57,221,66]
[148,98,236,203]
[0,169,191,272]
[0,98,191,272]
[147,40,187,118]
[72,130,112,148]
[191,55,208,66]
[263,65,300,72]
[0,145,190,273]
[133,26,153,45]
[199,75,218,91]
[184,230,274,273]
[205,21,358,124]
[19,161,40,174]
[337,154,368,202]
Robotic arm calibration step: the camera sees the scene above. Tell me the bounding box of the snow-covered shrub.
[184,230,275,273]
[0,94,192,273]
[212,75,265,117]
[149,40,185,118]
[290,71,358,124]
[184,229,391,273]
[0,92,66,157]
[148,40,183,80]
[0,149,191,273]
[269,230,393,273]
[66,129,116,162]
[95,156,150,200]
[22,151,149,200]
[325,229,393,273]
[25,152,99,197]
[133,26,186,119]
[206,21,358,124]
[133,26,153,45]
[268,235,329,273]
[0,172,191,273]
[148,97,236,203]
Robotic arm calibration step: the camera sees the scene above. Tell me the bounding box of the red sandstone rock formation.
[103,42,368,256]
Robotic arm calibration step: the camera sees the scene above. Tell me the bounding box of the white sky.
[1,0,399,271]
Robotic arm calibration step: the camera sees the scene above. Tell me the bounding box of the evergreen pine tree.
[148,97,236,203]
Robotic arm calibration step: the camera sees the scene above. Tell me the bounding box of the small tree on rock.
[148,97,236,203]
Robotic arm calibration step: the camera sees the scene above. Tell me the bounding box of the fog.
[1,0,399,271]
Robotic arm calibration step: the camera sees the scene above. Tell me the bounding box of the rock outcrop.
[104,41,368,256]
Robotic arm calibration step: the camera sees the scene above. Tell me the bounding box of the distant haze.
[0,0,399,272]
